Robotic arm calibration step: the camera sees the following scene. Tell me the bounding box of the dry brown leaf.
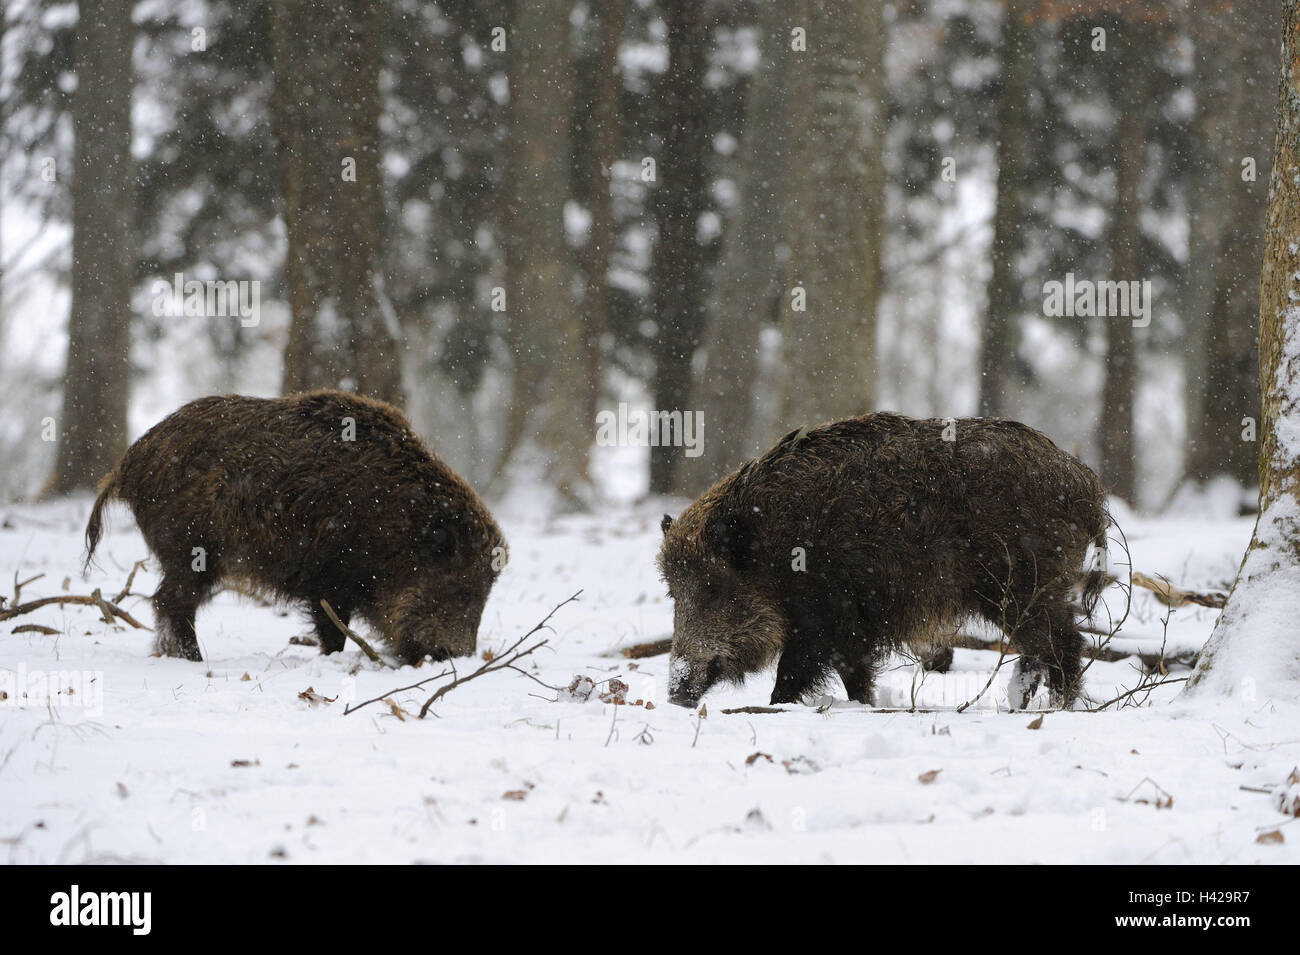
[240,672,251,682]
[502,790,528,801]
[782,755,819,775]
[1026,715,1044,730]
[746,752,773,766]
[918,769,942,785]
[298,686,336,706]
[600,678,630,704]
[1256,829,1284,845]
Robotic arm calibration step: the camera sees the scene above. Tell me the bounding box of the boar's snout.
[668,652,722,708]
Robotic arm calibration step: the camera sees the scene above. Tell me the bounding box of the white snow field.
[1,494,1297,864]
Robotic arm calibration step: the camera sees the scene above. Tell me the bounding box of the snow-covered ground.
[1,495,1296,864]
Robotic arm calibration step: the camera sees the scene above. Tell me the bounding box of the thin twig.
[343,668,455,715]
[113,560,149,604]
[344,591,582,719]
[1090,677,1189,711]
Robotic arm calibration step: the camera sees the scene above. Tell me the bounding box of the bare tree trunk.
[271,0,402,405]
[572,0,626,495]
[51,0,135,495]
[1184,3,1280,489]
[493,0,580,499]
[674,0,791,495]
[1098,28,1149,505]
[648,0,711,494]
[978,1,1030,418]
[1187,0,1300,699]
[778,0,884,429]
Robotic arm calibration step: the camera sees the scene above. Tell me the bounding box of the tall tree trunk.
[51,0,135,495]
[493,0,581,500]
[573,0,625,493]
[978,1,1030,418]
[1187,0,1300,699]
[271,0,402,405]
[1097,27,1149,505]
[1184,3,1280,489]
[648,0,711,494]
[778,0,884,429]
[674,0,792,495]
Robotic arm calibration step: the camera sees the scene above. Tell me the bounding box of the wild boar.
[658,414,1110,710]
[84,390,506,665]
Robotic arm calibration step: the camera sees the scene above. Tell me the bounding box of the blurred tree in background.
[0,0,1282,511]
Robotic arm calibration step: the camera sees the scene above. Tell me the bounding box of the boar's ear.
[661,514,674,536]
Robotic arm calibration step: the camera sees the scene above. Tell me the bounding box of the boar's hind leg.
[310,601,352,654]
[152,574,214,661]
[1002,600,1084,710]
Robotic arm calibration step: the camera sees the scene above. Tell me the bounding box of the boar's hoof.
[1008,658,1047,710]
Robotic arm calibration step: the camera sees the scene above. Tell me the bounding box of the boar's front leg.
[770,642,825,705]
[311,601,352,654]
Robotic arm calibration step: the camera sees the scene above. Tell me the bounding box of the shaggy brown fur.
[658,413,1110,709]
[84,390,506,664]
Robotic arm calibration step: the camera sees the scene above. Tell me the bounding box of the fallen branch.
[616,637,672,659]
[721,706,788,715]
[1127,571,1225,609]
[344,591,582,718]
[0,592,150,630]
[319,599,387,665]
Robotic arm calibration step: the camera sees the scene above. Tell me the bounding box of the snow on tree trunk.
[1186,0,1300,702]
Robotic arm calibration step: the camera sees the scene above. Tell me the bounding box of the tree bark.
[271,0,402,405]
[573,0,625,494]
[674,0,792,495]
[978,1,1030,418]
[1097,26,1149,505]
[1187,0,1300,700]
[777,0,884,431]
[648,0,711,494]
[51,0,135,495]
[1184,3,1280,488]
[493,0,582,500]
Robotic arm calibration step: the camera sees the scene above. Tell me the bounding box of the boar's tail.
[83,469,121,572]
[1079,505,1113,620]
